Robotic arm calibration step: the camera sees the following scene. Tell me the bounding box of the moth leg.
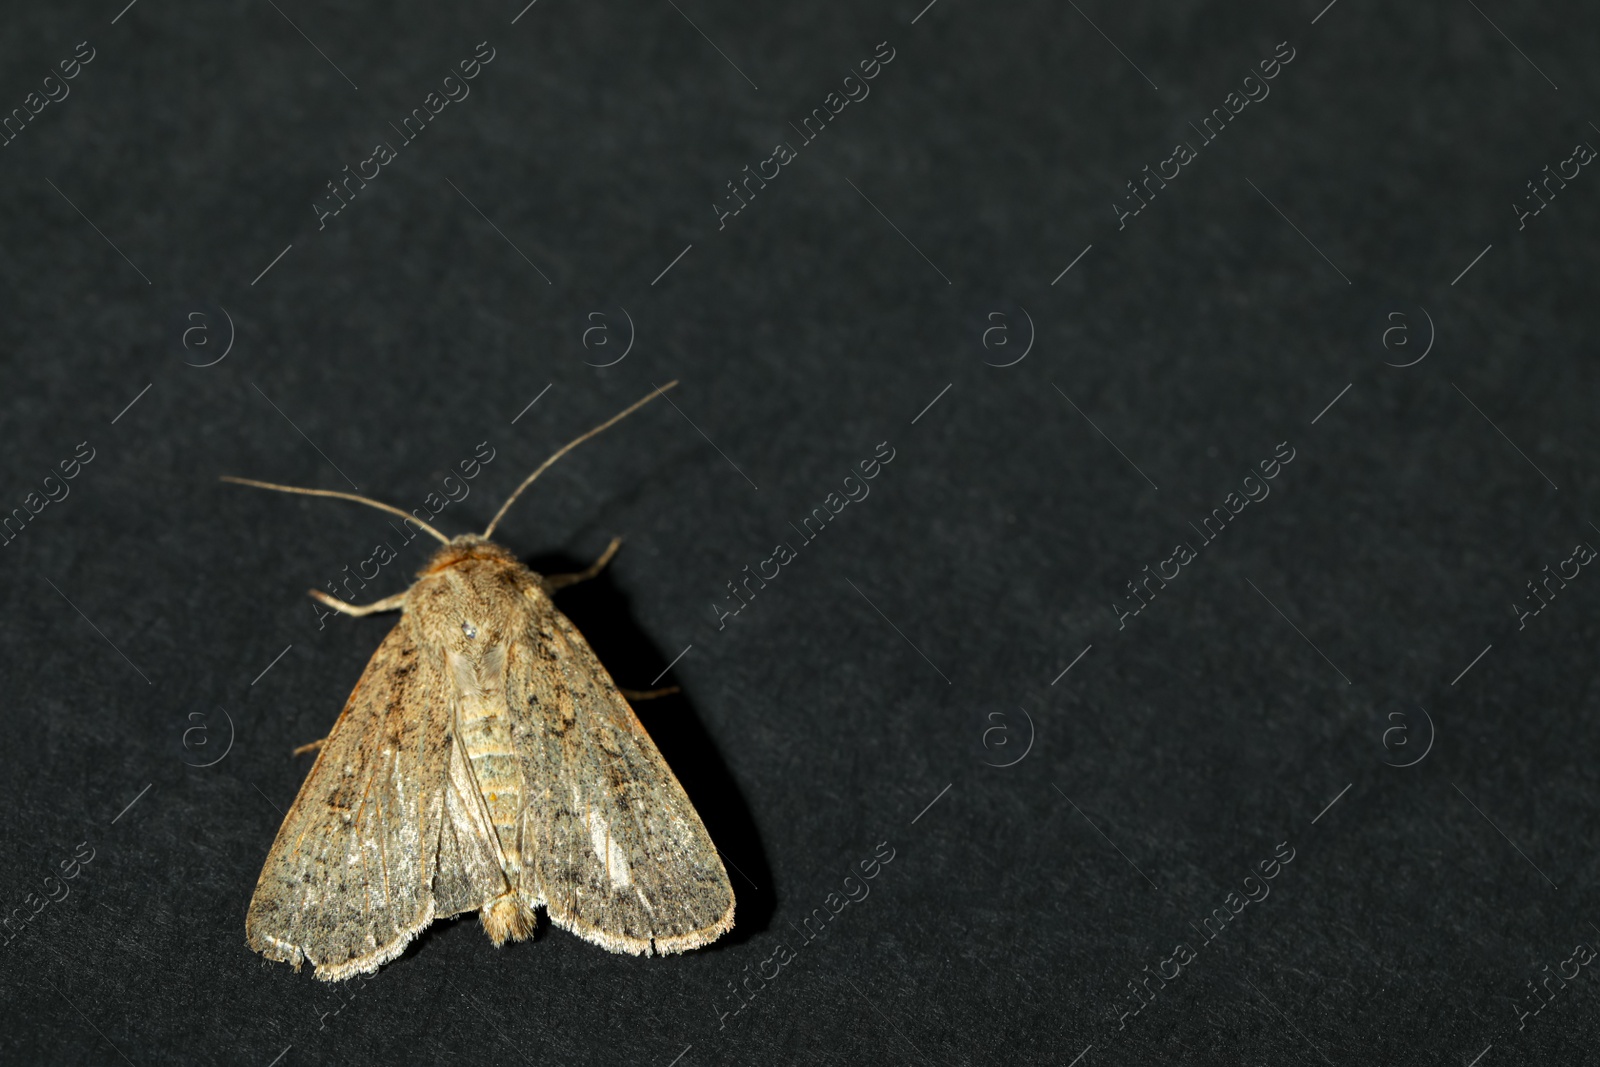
[619,685,680,701]
[309,589,408,616]
[289,590,405,753]
[544,536,623,591]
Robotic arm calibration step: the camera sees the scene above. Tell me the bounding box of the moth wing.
[245,621,453,981]
[511,601,734,954]
[434,720,514,919]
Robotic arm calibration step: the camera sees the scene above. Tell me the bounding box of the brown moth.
[227,383,733,981]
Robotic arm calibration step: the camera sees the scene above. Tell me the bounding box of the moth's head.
[409,534,533,655]
[419,534,521,576]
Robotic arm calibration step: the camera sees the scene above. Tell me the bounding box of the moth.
[227,383,733,981]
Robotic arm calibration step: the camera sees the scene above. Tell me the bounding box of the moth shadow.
[529,551,775,946]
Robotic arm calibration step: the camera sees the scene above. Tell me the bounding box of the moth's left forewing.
[245,622,452,981]
[509,597,734,955]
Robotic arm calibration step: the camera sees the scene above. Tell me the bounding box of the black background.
[2,1,1597,1064]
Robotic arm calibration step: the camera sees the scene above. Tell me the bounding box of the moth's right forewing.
[510,601,735,955]
[245,621,451,981]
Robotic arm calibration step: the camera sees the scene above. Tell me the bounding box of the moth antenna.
[482,381,679,539]
[219,476,453,545]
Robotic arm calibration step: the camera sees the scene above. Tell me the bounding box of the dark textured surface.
[2,1,1598,1063]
